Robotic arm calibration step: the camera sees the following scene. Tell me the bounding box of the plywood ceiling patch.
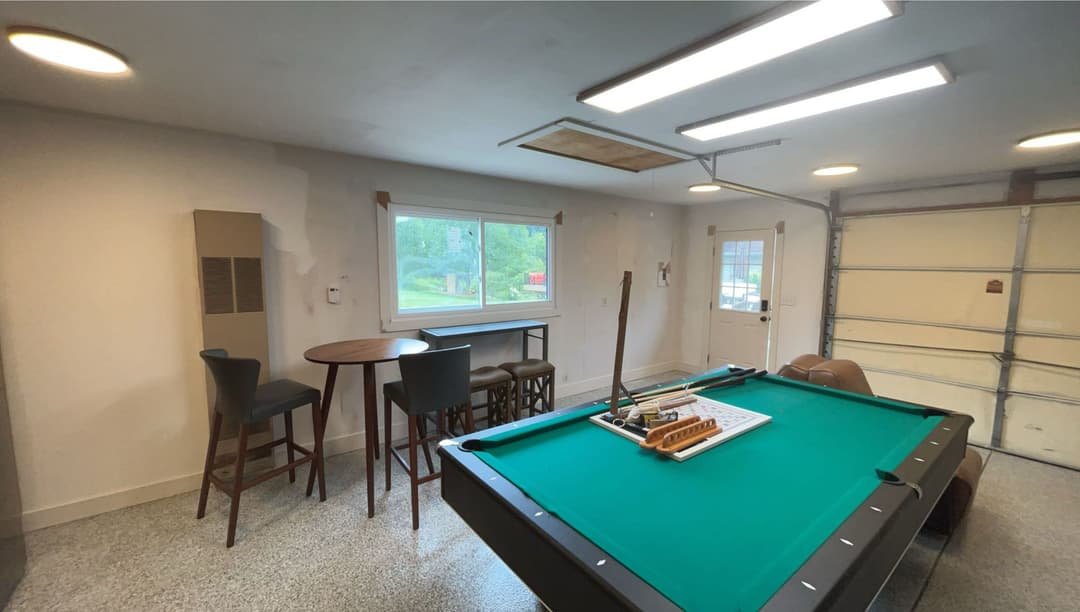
[519,128,683,172]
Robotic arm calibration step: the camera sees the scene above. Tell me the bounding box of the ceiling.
[2,1,1079,205]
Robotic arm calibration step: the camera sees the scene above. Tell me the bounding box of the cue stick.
[637,369,766,404]
[609,271,633,417]
[630,367,750,402]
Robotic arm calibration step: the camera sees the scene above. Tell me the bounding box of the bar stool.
[460,366,513,431]
[498,358,555,419]
[383,345,472,529]
[197,349,325,547]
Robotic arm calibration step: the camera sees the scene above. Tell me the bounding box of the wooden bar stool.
[457,366,513,432]
[498,358,555,419]
[197,349,325,547]
[384,345,473,529]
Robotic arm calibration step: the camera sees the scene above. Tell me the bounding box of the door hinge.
[709,300,713,310]
[706,353,711,364]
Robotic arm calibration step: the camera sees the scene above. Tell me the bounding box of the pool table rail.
[760,410,972,611]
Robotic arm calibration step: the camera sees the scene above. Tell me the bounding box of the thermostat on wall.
[327,285,341,304]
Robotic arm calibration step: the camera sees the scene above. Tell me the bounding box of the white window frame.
[377,193,558,331]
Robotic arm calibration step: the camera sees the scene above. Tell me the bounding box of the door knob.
[759,315,769,322]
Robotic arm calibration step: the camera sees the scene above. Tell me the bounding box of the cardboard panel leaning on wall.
[194,210,272,444]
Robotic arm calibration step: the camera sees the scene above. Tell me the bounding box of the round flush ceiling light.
[812,164,860,177]
[1017,129,1080,149]
[688,182,722,193]
[7,27,130,75]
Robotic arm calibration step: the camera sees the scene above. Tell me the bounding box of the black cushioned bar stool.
[463,366,513,431]
[197,349,325,548]
[384,345,473,529]
[498,358,555,419]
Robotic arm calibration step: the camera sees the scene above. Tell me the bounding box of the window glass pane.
[484,222,549,304]
[749,240,764,265]
[395,214,481,311]
[747,264,762,311]
[721,264,735,285]
[720,283,735,309]
[735,241,749,265]
[748,264,762,291]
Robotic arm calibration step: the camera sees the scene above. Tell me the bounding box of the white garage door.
[829,203,1080,468]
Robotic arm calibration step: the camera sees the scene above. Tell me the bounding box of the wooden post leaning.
[609,271,633,417]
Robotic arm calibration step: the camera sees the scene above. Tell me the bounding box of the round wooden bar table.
[304,338,429,517]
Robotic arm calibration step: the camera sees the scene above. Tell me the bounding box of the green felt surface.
[472,374,942,611]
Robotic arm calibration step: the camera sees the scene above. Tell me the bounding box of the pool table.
[439,370,973,611]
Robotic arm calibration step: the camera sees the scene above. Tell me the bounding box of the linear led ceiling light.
[688,182,722,193]
[7,26,130,75]
[1017,129,1080,149]
[813,164,860,176]
[578,0,901,113]
[679,60,952,141]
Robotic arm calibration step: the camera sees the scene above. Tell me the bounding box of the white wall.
[679,198,829,370]
[0,102,687,529]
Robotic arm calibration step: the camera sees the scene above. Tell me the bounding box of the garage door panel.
[835,203,1079,466]
[1002,399,1080,468]
[1026,204,1080,268]
[1010,362,1080,399]
[1014,336,1080,369]
[865,371,994,445]
[839,209,1019,268]
[1017,274,1080,335]
[836,270,1009,328]
[833,342,999,387]
[833,319,1003,353]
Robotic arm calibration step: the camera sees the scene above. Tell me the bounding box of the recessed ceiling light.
[7,27,130,75]
[578,0,902,113]
[1017,129,1080,149]
[689,183,722,193]
[813,164,860,176]
[679,60,951,141]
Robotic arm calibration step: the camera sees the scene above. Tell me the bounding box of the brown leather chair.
[776,354,826,383]
[925,448,983,534]
[807,359,875,396]
[781,355,983,535]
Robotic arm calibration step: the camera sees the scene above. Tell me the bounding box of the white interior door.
[708,229,775,369]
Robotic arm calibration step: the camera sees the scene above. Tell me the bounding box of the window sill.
[382,306,560,333]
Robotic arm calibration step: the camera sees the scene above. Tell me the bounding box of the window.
[719,239,764,312]
[389,205,553,317]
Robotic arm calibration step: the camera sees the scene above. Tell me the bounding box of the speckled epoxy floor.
[7,373,1080,611]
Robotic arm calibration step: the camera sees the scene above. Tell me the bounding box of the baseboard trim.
[18,421,417,533]
[20,472,207,533]
[21,361,696,532]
